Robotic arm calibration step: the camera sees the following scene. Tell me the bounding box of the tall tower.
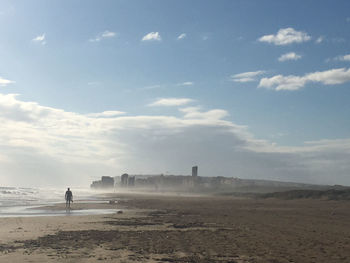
[192,166,198,177]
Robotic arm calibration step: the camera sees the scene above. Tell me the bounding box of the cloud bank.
[0,93,349,187]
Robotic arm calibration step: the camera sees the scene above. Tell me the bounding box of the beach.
[0,193,349,262]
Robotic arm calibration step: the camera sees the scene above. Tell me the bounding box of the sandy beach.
[0,193,349,262]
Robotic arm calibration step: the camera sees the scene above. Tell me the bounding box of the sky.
[0,0,350,187]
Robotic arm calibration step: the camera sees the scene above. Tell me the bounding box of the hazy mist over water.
[0,187,87,206]
[0,187,98,207]
[0,187,61,207]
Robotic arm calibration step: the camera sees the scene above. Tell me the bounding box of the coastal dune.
[0,193,349,262]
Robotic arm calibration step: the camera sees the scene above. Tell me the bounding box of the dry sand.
[0,193,349,262]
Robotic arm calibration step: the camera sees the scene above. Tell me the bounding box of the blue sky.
[1,0,350,186]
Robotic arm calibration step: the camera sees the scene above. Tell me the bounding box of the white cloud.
[32,34,45,42]
[278,52,302,62]
[142,32,161,41]
[141,84,162,90]
[230,70,266,83]
[148,98,194,107]
[306,68,350,84]
[177,81,194,86]
[87,111,126,118]
[0,77,15,87]
[259,67,350,91]
[315,36,324,44]
[0,92,350,186]
[89,30,116,42]
[141,82,193,90]
[335,54,350,62]
[101,31,116,38]
[258,28,311,45]
[32,34,46,45]
[177,33,186,40]
[180,107,229,120]
[259,75,306,91]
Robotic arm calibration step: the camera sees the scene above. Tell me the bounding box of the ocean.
[0,187,116,217]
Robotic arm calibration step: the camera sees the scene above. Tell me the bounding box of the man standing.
[65,187,73,209]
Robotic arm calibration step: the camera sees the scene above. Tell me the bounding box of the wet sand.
[0,193,349,262]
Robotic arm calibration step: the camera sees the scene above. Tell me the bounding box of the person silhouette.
[65,187,73,209]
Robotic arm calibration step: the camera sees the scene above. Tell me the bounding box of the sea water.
[0,187,117,217]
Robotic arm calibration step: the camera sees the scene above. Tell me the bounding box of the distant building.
[101,176,114,187]
[91,176,114,189]
[90,180,102,189]
[128,176,135,186]
[121,173,129,187]
[91,166,199,190]
[192,166,198,177]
